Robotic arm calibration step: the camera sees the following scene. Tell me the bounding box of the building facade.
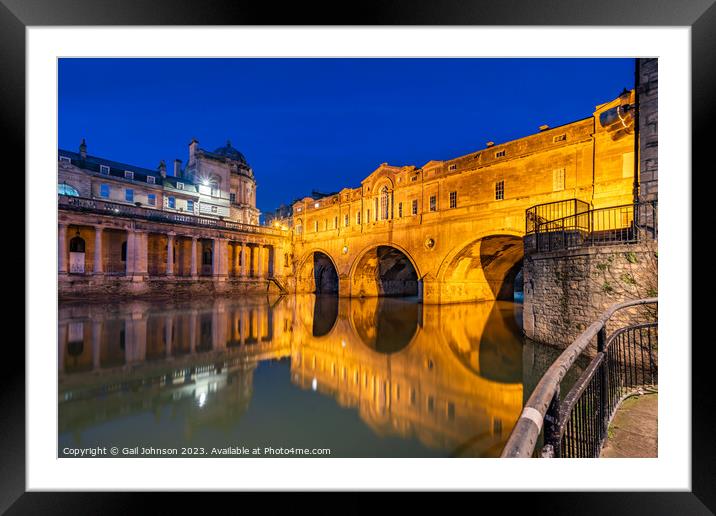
[291,90,638,303]
[58,139,291,299]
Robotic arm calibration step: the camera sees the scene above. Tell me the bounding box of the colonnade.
[58,223,280,280]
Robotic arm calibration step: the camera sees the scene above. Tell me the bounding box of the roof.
[201,140,249,166]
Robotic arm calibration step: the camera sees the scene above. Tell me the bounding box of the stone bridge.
[289,90,636,304]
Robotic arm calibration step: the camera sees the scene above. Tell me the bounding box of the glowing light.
[314,202,320,208]
[311,378,318,391]
[197,392,207,407]
[341,340,346,348]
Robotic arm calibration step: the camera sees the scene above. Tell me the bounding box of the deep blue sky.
[59,58,635,214]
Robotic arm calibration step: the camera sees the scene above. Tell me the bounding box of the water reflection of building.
[291,296,524,457]
[59,295,525,457]
[58,297,293,440]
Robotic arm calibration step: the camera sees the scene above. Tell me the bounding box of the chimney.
[486,141,494,148]
[189,138,199,160]
[79,138,87,159]
[539,124,550,131]
[158,160,167,178]
[174,159,182,177]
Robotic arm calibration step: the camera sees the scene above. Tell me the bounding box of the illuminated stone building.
[58,139,291,298]
[292,90,638,304]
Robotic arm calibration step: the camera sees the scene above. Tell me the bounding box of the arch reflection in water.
[59,294,527,457]
[293,295,524,456]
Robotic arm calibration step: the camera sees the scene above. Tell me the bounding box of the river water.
[58,294,568,458]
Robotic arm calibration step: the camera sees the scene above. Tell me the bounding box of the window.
[448,164,457,171]
[202,246,212,266]
[366,209,371,223]
[168,196,176,209]
[374,198,379,219]
[356,211,361,225]
[411,175,418,182]
[411,199,418,215]
[230,193,236,203]
[187,200,194,212]
[124,170,134,180]
[125,189,134,202]
[553,134,567,143]
[398,202,403,218]
[59,156,71,163]
[99,164,110,174]
[552,168,566,192]
[176,182,185,190]
[99,184,110,198]
[69,236,85,253]
[495,150,506,158]
[324,219,328,230]
[449,191,457,209]
[147,193,156,206]
[495,180,505,200]
[147,176,156,184]
[284,253,289,267]
[211,205,218,213]
[58,183,79,197]
[344,214,349,227]
[314,220,319,232]
[427,396,435,413]
[334,216,338,229]
[429,195,437,212]
[121,241,127,262]
[380,186,390,220]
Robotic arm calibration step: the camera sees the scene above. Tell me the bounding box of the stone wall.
[58,277,285,301]
[638,58,658,203]
[522,242,657,352]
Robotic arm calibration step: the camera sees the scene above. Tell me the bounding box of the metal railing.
[525,200,658,253]
[525,199,590,234]
[501,298,657,458]
[58,195,285,236]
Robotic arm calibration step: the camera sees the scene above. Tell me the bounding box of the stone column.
[133,230,148,279]
[271,245,279,278]
[240,243,248,277]
[93,226,103,275]
[58,223,68,275]
[212,239,220,277]
[190,237,198,278]
[257,244,264,279]
[166,232,175,276]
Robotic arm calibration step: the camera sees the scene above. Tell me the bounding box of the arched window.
[380,186,390,220]
[202,246,213,266]
[58,182,80,197]
[295,218,303,235]
[121,241,127,262]
[210,178,220,197]
[69,236,85,253]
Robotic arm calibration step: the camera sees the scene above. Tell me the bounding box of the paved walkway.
[600,391,658,458]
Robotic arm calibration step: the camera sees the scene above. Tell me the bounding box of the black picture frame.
[3,0,709,512]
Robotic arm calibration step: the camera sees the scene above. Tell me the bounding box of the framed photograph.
[5,0,710,511]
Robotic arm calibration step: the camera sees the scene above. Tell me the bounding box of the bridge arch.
[296,248,340,295]
[349,243,421,299]
[437,230,524,301]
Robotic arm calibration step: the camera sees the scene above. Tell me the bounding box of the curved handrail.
[500,297,657,458]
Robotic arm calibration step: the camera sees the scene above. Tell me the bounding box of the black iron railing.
[501,298,657,458]
[525,199,590,234]
[525,200,658,253]
[58,195,284,236]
